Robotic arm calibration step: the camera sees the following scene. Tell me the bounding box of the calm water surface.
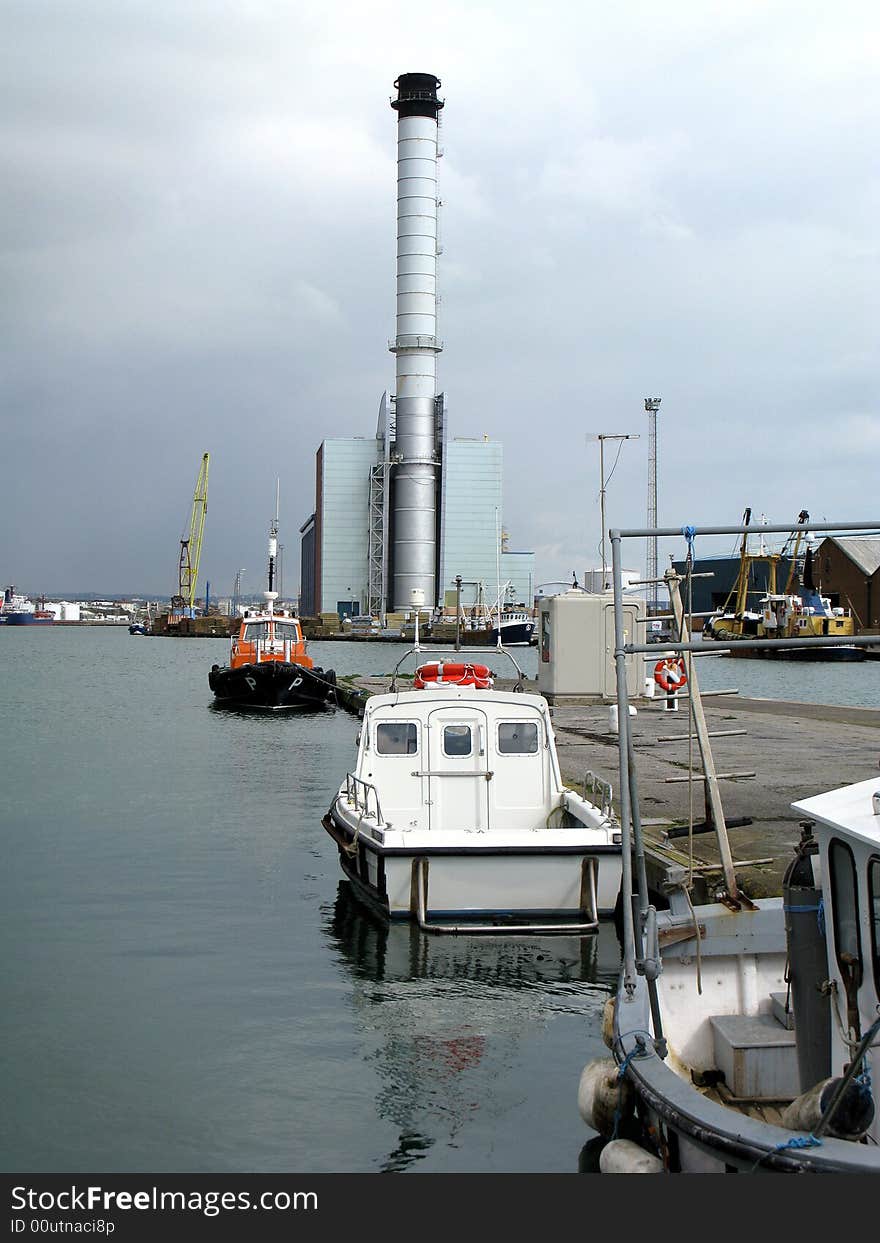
[1,628,619,1173]
[4,628,875,1173]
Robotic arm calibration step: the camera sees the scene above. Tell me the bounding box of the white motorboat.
[584,517,880,1173]
[322,649,623,933]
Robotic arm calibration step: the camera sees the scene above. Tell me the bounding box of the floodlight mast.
[644,397,662,611]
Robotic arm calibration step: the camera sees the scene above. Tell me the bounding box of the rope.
[783,901,825,937]
[609,1035,657,1138]
[750,1133,822,1172]
[855,1054,872,1102]
[342,807,365,857]
[681,882,703,995]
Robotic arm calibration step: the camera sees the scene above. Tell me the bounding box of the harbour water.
[1,628,617,1174]
[4,628,877,1174]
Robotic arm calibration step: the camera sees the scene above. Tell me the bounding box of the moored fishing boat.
[209,493,336,711]
[702,510,862,660]
[322,641,622,932]
[489,608,536,647]
[581,517,880,1173]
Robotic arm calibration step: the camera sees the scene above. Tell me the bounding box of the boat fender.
[780,1076,875,1141]
[577,1058,633,1138]
[601,998,616,1050]
[598,1139,664,1174]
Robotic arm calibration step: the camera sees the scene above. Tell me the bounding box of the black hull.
[725,645,865,662]
[209,661,336,709]
[489,621,536,646]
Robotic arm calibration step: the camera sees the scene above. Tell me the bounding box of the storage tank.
[537,590,644,700]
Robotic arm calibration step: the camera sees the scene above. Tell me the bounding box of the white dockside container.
[536,590,644,700]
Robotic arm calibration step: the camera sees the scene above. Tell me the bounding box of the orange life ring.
[654,657,687,694]
[414,661,493,689]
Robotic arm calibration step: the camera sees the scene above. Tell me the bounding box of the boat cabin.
[355,690,562,836]
[230,612,311,669]
[760,592,854,637]
[793,776,880,1147]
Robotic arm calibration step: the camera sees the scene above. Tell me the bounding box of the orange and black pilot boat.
[209,504,336,711]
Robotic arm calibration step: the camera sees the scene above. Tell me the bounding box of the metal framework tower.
[644,397,661,610]
[367,462,388,619]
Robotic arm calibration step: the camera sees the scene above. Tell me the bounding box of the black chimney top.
[391,73,444,119]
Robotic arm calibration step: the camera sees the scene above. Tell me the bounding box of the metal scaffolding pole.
[644,397,661,613]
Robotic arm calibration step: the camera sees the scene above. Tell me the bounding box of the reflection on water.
[325,882,621,1171]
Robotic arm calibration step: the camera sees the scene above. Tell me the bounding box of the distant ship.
[489,608,536,647]
[1,586,54,625]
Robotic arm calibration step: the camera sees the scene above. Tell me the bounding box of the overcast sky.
[2,0,877,597]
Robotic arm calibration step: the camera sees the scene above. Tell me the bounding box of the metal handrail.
[389,642,526,691]
[343,773,387,826]
[610,517,880,1003]
[582,771,613,818]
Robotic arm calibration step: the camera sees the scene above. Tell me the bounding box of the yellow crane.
[170,453,210,619]
[782,509,810,594]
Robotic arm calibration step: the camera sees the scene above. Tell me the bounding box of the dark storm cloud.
[1,1,877,595]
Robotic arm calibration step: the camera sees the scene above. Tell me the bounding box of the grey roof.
[827,536,880,577]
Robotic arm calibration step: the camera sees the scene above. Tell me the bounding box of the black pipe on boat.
[782,821,831,1094]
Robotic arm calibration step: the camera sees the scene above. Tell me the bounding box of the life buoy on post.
[414,661,493,689]
[653,656,687,694]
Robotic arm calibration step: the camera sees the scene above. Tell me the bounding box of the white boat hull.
[326,809,622,922]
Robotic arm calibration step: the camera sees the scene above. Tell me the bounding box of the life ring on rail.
[414,661,494,689]
[654,657,687,694]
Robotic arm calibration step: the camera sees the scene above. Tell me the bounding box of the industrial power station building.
[299,418,534,619]
[299,72,534,622]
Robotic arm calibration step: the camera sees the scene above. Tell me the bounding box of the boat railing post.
[611,531,640,996]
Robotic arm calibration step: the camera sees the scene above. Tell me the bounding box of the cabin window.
[442,725,472,757]
[245,622,268,641]
[274,622,300,641]
[869,856,880,994]
[829,838,862,983]
[497,722,539,754]
[376,722,418,755]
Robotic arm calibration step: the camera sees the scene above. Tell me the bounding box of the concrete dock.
[335,674,880,902]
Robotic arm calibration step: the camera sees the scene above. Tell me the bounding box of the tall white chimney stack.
[389,73,444,610]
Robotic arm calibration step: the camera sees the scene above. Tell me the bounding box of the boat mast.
[732,506,752,615]
[265,479,280,618]
[495,507,501,624]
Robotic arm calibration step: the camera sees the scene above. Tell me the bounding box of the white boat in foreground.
[322,649,622,933]
[586,517,880,1173]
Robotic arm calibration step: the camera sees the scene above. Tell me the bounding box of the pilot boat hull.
[209,660,336,710]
